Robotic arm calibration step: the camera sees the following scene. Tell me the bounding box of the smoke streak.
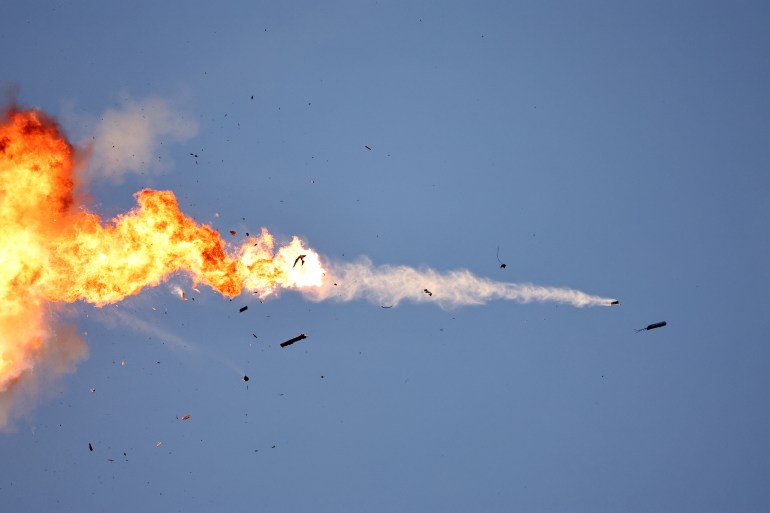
[304,257,616,308]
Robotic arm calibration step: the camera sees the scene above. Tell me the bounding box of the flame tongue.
[46,189,246,304]
[0,108,324,390]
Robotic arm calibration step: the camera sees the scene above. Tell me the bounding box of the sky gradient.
[1,1,769,512]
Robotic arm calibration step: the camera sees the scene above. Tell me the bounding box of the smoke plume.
[0,324,87,430]
[84,96,197,182]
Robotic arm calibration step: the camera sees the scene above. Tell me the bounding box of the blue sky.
[1,1,769,512]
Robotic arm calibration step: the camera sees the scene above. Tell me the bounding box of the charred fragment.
[243,375,250,382]
[293,254,306,268]
[280,333,307,348]
[423,288,433,297]
[496,246,507,269]
[635,321,667,332]
[610,300,620,305]
[88,443,93,452]
[239,306,248,313]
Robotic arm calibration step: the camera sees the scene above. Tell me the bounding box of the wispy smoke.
[0,324,88,431]
[99,307,197,352]
[83,96,197,182]
[303,258,615,308]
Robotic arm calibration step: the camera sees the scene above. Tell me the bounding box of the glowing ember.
[0,108,324,392]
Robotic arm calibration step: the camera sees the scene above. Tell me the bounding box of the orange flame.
[0,108,324,392]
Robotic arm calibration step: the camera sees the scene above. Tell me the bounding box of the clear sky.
[1,1,769,512]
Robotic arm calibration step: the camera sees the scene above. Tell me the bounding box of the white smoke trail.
[301,257,615,309]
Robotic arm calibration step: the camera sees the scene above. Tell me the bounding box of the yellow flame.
[0,108,324,390]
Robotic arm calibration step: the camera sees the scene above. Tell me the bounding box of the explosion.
[0,108,323,420]
[0,106,615,427]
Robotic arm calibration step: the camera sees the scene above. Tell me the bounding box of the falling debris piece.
[364,145,372,150]
[252,333,258,338]
[381,305,393,309]
[88,443,93,452]
[229,230,236,236]
[280,333,307,348]
[181,415,191,421]
[155,441,162,447]
[423,288,433,297]
[89,387,96,393]
[243,375,250,382]
[635,321,667,332]
[610,300,620,305]
[181,291,187,301]
[293,254,306,268]
[107,458,114,462]
[496,246,507,269]
[239,306,248,313]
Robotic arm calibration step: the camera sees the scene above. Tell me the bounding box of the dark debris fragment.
[280,333,307,348]
[496,246,507,269]
[635,321,667,332]
[239,306,248,313]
